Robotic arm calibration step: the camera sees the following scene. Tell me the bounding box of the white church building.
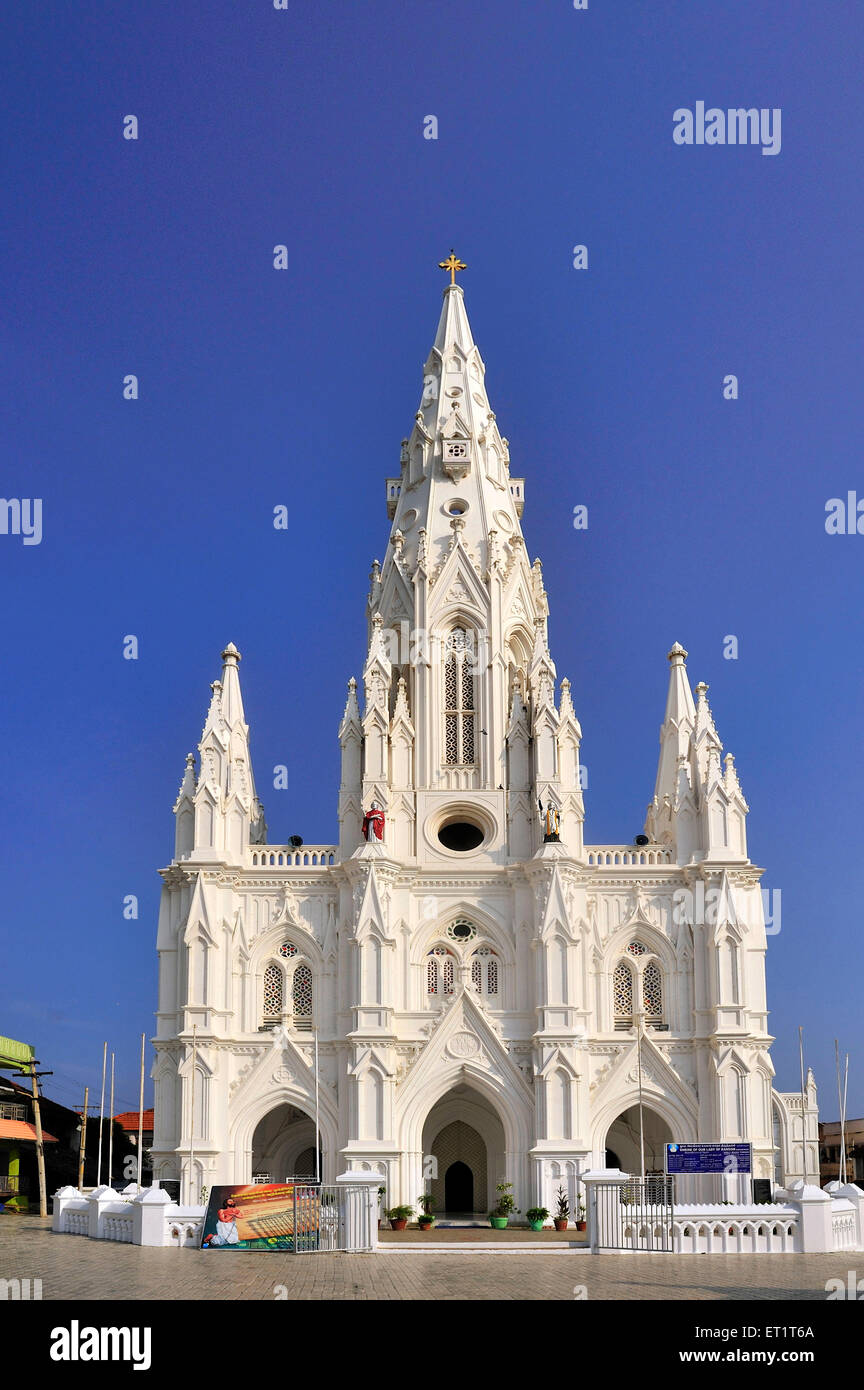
[151,269,818,1212]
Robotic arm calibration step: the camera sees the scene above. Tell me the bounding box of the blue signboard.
[665,1142,752,1174]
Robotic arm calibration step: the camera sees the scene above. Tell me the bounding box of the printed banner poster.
[200,1184,320,1251]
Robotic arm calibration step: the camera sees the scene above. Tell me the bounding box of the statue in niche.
[540,801,561,842]
[362,802,386,842]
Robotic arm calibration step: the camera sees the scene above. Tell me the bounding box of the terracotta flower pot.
[554,1218,568,1231]
[390,1218,408,1231]
[576,1221,586,1232]
[418,1219,434,1230]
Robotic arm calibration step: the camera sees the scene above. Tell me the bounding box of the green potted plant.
[526,1206,549,1232]
[488,1182,519,1229]
[387,1204,413,1231]
[575,1197,586,1232]
[417,1193,436,1229]
[553,1185,570,1232]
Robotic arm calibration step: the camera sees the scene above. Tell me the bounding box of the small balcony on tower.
[386,478,402,519]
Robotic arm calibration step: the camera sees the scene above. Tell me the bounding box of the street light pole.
[635,1010,646,1180]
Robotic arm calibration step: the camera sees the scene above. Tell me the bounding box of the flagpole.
[136,1032,145,1191]
[107,1051,116,1187]
[314,1026,320,1183]
[187,1024,198,1205]
[96,1041,107,1187]
[835,1040,844,1184]
[841,1052,850,1185]
[636,1011,646,1180]
[798,1026,807,1185]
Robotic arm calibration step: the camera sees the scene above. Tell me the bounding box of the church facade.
[151,274,818,1212]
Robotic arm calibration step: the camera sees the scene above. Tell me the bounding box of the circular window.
[447,919,476,942]
[443,498,469,517]
[438,821,484,852]
[427,802,496,857]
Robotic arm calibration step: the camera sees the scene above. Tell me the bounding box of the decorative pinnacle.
[439,249,467,285]
[668,642,688,664]
[221,642,241,665]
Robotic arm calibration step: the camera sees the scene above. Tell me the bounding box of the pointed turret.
[646,644,749,864]
[652,642,696,805]
[338,677,363,858]
[190,644,265,863]
[173,753,196,859]
[360,614,392,832]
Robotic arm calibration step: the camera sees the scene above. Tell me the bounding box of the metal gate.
[590,1176,674,1252]
[244,1183,348,1253]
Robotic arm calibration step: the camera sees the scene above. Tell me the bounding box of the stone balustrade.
[249,846,337,868]
[585,845,674,867]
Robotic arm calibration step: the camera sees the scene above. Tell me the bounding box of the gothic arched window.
[613,961,633,1023]
[471,947,499,997]
[443,627,476,766]
[642,961,663,1019]
[292,964,313,1030]
[262,962,283,1024]
[427,946,455,997]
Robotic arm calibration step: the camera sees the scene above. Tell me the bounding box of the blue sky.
[1,1,861,1118]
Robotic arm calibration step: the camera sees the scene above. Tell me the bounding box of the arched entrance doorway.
[444,1160,474,1213]
[422,1085,506,1217]
[604,1105,672,1175]
[251,1103,322,1182]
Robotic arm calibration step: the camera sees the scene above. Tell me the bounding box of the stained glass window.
[278,942,297,958]
[626,941,646,956]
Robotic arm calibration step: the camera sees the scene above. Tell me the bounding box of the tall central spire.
[336,269,585,863]
[380,275,525,586]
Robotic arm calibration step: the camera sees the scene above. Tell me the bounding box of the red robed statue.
[362,802,386,842]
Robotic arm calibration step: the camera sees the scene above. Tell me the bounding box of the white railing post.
[86,1184,120,1240]
[793,1185,833,1253]
[335,1172,381,1251]
[581,1169,631,1253]
[51,1186,80,1232]
[131,1185,173,1246]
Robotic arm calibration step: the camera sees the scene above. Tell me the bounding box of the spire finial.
[439,249,467,286]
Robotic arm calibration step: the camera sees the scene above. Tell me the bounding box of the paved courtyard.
[0,1217,857,1300]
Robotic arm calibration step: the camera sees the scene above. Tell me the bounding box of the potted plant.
[489,1182,519,1229]
[417,1193,436,1229]
[387,1205,413,1231]
[526,1206,549,1232]
[553,1185,570,1232]
[575,1198,587,1233]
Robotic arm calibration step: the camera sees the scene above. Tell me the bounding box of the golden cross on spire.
[439,250,467,285]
